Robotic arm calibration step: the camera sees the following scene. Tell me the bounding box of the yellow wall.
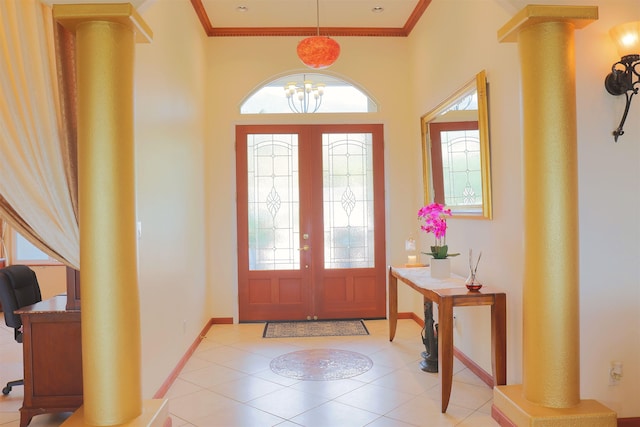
[0,262,65,301]
[29,265,66,300]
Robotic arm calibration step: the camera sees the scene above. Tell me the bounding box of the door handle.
[298,245,310,251]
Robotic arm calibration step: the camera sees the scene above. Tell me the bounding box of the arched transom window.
[241,73,378,114]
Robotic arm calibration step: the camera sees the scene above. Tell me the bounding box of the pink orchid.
[418,203,458,259]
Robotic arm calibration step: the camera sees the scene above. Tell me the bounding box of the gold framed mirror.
[421,70,492,219]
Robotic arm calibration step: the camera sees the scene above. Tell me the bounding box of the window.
[241,73,377,114]
[11,230,61,265]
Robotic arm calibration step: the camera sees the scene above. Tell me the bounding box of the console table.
[15,295,83,427]
[388,266,506,413]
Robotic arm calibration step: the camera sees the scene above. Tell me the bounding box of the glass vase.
[465,272,482,291]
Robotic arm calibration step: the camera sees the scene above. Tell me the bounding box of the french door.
[236,124,386,322]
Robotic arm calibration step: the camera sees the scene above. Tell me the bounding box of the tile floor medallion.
[270,348,373,380]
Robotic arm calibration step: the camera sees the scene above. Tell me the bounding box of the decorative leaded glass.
[440,129,482,207]
[247,134,300,270]
[322,133,375,269]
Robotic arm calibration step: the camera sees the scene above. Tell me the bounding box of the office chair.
[0,265,42,395]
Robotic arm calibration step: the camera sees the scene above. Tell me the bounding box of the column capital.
[53,3,152,43]
[498,5,598,43]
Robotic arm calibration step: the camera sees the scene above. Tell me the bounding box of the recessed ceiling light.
[236,6,248,12]
[372,6,384,13]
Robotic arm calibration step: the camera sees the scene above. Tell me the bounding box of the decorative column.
[54,4,167,426]
[494,6,615,426]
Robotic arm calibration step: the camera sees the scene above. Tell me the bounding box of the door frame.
[236,124,386,322]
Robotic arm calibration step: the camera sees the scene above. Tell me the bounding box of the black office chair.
[0,265,42,395]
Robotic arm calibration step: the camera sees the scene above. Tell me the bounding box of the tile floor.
[0,317,499,426]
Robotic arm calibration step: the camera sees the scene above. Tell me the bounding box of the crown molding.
[190,0,432,38]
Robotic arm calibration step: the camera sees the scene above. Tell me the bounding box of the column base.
[62,399,170,427]
[492,385,616,427]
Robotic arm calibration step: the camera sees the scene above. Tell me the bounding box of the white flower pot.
[430,258,450,279]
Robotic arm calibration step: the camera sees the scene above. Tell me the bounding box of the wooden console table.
[388,266,506,413]
[15,295,83,427]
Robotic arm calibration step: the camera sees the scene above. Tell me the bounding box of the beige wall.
[134,0,209,396]
[406,0,639,417]
[204,35,419,318]
[571,1,639,416]
[409,0,521,390]
[131,0,639,417]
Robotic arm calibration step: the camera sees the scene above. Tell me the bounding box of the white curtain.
[0,0,79,268]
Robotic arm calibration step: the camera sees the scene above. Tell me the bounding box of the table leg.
[438,297,454,413]
[388,267,398,342]
[491,293,507,386]
[20,410,36,427]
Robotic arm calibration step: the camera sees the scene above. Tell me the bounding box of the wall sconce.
[605,21,640,142]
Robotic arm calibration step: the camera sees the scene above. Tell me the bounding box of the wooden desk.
[388,266,506,413]
[15,295,83,427]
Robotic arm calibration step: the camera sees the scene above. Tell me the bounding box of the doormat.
[262,319,369,338]
[270,349,373,380]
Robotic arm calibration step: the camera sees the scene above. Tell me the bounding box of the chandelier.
[284,78,325,113]
[296,0,340,69]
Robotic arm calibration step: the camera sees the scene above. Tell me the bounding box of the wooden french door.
[236,124,386,322]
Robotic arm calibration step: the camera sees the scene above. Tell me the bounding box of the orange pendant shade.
[297,36,340,69]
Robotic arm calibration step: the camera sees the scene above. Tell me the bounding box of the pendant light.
[296,0,340,69]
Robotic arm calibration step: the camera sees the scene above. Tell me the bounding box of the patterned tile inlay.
[270,349,373,381]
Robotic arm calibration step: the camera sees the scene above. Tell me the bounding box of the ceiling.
[187,0,598,38]
[190,0,432,37]
[44,0,537,38]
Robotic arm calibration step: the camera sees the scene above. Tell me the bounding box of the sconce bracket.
[605,54,640,95]
[605,54,640,141]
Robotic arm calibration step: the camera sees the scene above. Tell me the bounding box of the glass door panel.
[429,121,481,208]
[247,134,300,271]
[322,133,374,269]
[440,128,481,207]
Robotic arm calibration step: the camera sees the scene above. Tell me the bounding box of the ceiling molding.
[190,0,433,38]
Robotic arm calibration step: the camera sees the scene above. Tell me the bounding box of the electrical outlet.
[609,361,623,385]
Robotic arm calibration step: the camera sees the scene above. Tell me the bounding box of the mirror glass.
[421,70,492,219]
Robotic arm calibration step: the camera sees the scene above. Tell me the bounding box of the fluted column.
[493,5,616,426]
[53,4,166,426]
